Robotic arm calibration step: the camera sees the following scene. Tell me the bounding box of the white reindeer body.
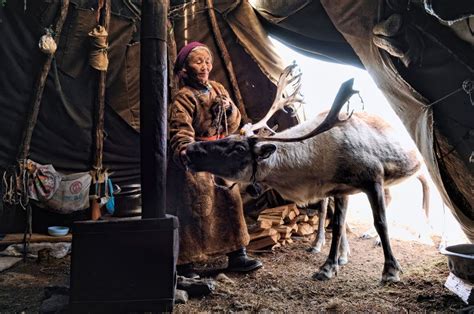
[256,111,421,206]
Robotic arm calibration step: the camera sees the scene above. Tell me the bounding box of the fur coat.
[166,80,250,264]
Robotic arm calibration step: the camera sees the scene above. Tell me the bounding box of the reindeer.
[182,64,426,283]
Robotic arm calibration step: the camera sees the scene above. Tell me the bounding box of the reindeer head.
[184,135,276,182]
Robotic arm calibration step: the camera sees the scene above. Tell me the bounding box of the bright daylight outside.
[270,37,468,247]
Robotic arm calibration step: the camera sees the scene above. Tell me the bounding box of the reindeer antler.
[255,78,358,143]
[241,62,303,136]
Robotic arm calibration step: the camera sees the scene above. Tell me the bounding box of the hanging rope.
[427,78,474,107]
[212,96,229,139]
[2,166,20,206]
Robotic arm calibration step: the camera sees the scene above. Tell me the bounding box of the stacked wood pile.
[246,203,320,251]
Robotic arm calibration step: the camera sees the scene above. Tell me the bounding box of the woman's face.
[185,48,213,85]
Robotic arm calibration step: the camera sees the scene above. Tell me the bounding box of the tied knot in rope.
[90,168,108,200]
[88,25,109,71]
[38,28,57,55]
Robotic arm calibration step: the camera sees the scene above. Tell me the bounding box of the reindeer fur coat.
[166,80,250,264]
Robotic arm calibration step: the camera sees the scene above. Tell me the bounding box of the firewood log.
[249,228,278,241]
[296,223,314,236]
[247,233,281,250]
[260,205,289,218]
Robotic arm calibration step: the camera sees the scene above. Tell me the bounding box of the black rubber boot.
[177,263,200,279]
[226,247,263,272]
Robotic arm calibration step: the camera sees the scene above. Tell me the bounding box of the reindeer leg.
[313,195,348,281]
[307,198,328,254]
[338,219,350,265]
[366,182,402,283]
[371,188,392,246]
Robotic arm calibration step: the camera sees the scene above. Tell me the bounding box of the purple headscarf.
[174,41,211,75]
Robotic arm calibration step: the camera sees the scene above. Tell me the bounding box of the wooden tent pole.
[167,20,179,100]
[91,0,111,220]
[18,0,70,162]
[206,0,250,123]
[93,0,111,173]
[140,0,169,219]
[16,0,69,260]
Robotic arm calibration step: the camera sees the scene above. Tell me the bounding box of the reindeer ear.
[255,144,276,160]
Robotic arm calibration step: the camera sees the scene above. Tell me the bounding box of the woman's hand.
[212,95,233,117]
[221,95,233,111]
[180,149,190,170]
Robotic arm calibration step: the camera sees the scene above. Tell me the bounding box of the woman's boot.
[226,247,263,272]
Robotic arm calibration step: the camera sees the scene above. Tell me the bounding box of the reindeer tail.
[416,173,430,219]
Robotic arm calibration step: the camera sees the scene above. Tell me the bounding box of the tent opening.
[271,36,468,247]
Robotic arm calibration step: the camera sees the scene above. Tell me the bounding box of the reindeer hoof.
[381,261,402,283]
[381,273,400,283]
[373,237,382,247]
[312,264,338,281]
[338,256,349,265]
[361,233,373,239]
[312,271,331,281]
[306,247,321,254]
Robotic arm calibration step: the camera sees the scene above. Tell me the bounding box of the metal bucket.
[441,244,474,283]
[113,184,142,217]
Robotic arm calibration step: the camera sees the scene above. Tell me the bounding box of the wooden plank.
[247,223,261,234]
[296,223,314,236]
[249,228,277,241]
[257,219,273,229]
[0,233,72,245]
[289,204,300,216]
[257,215,283,226]
[295,214,309,223]
[247,233,280,251]
[275,226,292,239]
[308,215,319,226]
[286,220,298,232]
[260,205,289,218]
[287,210,297,221]
[274,226,292,234]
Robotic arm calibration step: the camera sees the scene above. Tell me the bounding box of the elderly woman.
[166,41,262,278]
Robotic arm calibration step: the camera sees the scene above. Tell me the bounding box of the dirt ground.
[0,221,468,312]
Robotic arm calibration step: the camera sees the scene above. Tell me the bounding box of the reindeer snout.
[185,143,210,167]
[187,143,207,156]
